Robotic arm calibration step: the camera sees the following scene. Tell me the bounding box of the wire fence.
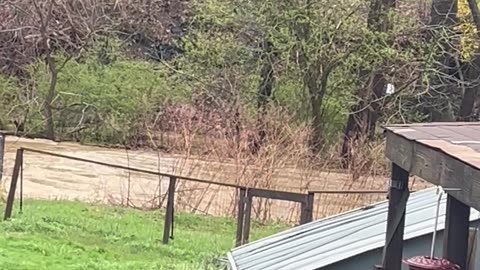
[0,133,431,224]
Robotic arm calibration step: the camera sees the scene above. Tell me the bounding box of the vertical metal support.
[4,148,23,220]
[162,176,176,244]
[443,194,470,269]
[0,133,5,184]
[19,154,23,214]
[235,187,246,247]
[381,163,409,270]
[242,191,253,244]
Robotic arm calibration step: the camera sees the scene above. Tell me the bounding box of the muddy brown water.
[1,136,429,222]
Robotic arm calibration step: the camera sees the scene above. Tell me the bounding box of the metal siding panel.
[229,187,480,270]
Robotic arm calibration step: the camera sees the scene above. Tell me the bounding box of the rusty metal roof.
[383,122,480,170]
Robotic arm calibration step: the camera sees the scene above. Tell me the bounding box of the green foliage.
[0,75,21,130]
[15,40,191,144]
[0,0,464,150]
[0,200,286,270]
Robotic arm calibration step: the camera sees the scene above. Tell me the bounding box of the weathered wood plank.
[305,192,314,223]
[443,195,470,269]
[235,187,246,247]
[381,163,409,270]
[242,193,253,244]
[248,188,306,203]
[385,132,413,171]
[467,227,478,270]
[4,149,23,220]
[299,192,314,224]
[385,131,480,211]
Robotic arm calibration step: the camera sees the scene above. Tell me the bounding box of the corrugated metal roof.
[228,187,480,270]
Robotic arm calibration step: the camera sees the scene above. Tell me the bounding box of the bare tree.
[458,0,480,121]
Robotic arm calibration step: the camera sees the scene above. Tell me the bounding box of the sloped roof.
[384,122,480,170]
[228,187,480,270]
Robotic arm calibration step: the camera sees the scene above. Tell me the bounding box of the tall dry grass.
[2,103,430,224]
[119,103,428,224]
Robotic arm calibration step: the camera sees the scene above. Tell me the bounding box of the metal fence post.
[4,148,23,220]
[19,153,24,214]
[162,176,176,244]
[0,133,5,184]
[235,187,246,247]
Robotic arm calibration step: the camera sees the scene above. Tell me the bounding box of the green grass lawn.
[0,200,287,270]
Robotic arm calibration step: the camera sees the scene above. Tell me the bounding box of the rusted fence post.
[162,176,176,244]
[0,132,5,184]
[4,148,23,220]
[235,187,247,247]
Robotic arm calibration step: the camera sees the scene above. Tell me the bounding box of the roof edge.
[227,252,239,270]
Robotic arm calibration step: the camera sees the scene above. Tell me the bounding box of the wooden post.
[300,192,314,224]
[162,176,176,244]
[381,163,409,270]
[242,191,253,244]
[443,194,470,269]
[0,133,5,184]
[235,187,246,247]
[306,192,315,223]
[4,149,23,220]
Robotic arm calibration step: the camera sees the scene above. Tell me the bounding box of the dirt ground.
[1,136,429,222]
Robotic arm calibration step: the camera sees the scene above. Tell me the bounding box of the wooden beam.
[235,187,246,247]
[162,176,176,244]
[248,188,306,203]
[300,192,315,224]
[242,192,253,244]
[4,149,23,220]
[309,190,387,194]
[381,163,409,270]
[443,195,470,269]
[467,227,478,270]
[385,131,480,211]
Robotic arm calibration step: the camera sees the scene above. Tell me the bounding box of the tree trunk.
[340,0,394,167]
[458,0,480,121]
[310,94,324,154]
[35,1,56,140]
[468,0,480,29]
[252,39,275,154]
[426,0,457,122]
[44,55,57,140]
